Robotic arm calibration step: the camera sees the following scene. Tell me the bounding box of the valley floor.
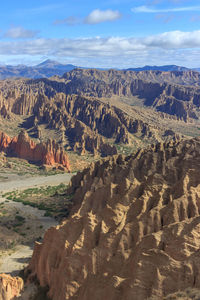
[0,172,73,276]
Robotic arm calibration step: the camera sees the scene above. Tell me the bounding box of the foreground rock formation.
[27,137,200,299]
[0,130,70,171]
[0,274,23,300]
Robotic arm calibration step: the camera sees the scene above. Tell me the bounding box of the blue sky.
[1,0,200,67]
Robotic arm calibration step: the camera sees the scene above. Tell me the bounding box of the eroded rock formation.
[63,68,200,87]
[0,69,198,160]
[35,94,157,154]
[0,78,161,155]
[0,274,23,300]
[0,130,70,171]
[0,69,199,125]
[62,69,200,121]
[27,137,200,299]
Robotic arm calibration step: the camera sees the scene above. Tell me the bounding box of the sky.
[1,0,200,68]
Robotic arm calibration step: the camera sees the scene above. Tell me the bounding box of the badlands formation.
[1,69,198,159]
[0,130,70,171]
[0,79,167,157]
[2,69,200,299]
[27,137,200,299]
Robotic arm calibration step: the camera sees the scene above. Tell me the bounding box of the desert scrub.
[3,183,73,220]
[15,215,25,223]
[163,288,200,299]
[12,215,26,227]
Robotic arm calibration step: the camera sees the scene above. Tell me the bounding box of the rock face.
[0,274,23,300]
[1,69,200,124]
[36,94,156,155]
[28,137,200,299]
[0,130,70,171]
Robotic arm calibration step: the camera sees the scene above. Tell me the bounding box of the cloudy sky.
[1,0,200,68]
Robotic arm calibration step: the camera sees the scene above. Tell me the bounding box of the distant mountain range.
[126,65,192,72]
[0,60,199,79]
[0,59,77,79]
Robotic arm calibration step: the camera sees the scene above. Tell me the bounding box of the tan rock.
[0,274,23,300]
[27,137,200,299]
[0,75,180,157]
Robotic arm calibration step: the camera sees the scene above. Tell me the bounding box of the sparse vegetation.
[3,183,73,220]
[162,288,200,300]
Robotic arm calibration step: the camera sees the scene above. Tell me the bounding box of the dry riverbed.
[0,172,73,276]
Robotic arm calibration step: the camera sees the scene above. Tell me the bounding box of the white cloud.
[2,30,200,55]
[1,30,200,67]
[132,5,200,13]
[143,30,200,48]
[5,27,38,39]
[84,9,121,24]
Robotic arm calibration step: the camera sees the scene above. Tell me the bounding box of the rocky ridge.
[27,136,200,299]
[62,69,200,121]
[1,69,200,121]
[36,94,160,153]
[63,68,200,86]
[0,69,199,159]
[0,130,70,171]
[0,79,169,156]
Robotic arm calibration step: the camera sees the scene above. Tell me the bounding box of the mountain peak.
[36,59,62,68]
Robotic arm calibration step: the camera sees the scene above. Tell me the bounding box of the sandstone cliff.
[0,130,70,171]
[27,137,200,299]
[0,274,23,300]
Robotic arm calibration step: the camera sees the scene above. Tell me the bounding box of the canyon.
[1,69,200,130]
[1,68,200,299]
[0,69,195,161]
